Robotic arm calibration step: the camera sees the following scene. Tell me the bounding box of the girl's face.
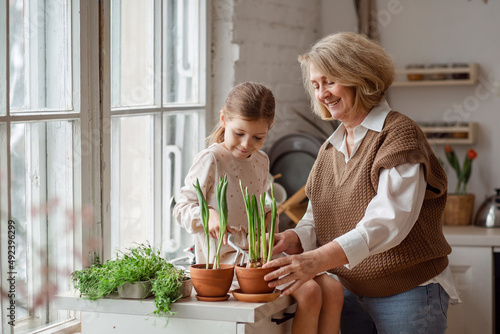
[221,113,270,160]
[309,65,358,124]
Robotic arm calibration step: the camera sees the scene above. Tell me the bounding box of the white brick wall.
[211,0,329,150]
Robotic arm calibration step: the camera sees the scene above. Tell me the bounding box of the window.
[1,0,81,333]
[0,0,207,332]
[108,0,206,259]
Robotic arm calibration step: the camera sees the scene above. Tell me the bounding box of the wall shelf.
[419,122,477,145]
[393,63,478,87]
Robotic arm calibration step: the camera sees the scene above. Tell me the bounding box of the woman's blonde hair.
[208,82,275,144]
[298,32,394,119]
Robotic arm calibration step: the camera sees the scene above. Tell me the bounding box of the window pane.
[111,0,155,108]
[9,120,76,329]
[0,2,6,116]
[163,112,198,257]
[163,0,201,104]
[9,0,72,112]
[111,115,154,252]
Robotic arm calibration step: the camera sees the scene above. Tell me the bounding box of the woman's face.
[309,65,357,124]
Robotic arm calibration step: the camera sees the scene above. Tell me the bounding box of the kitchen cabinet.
[444,225,500,334]
[54,290,296,334]
[392,63,478,87]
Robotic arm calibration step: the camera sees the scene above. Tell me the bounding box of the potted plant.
[71,244,189,316]
[443,145,478,225]
[189,175,235,300]
[235,181,279,294]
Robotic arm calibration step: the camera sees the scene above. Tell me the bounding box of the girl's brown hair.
[208,82,275,144]
[298,32,394,119]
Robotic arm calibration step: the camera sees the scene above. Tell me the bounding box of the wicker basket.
[443,194,475,226]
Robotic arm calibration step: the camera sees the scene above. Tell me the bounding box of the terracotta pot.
[443,194,475,226]
[189,264,234,297]
[235,264,279,294]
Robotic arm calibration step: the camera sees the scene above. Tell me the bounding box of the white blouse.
[292,101,460,302]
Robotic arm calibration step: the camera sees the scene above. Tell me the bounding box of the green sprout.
[193,178,210,269]
[194,175,229,269]
[214,175,228,269]
[240,180,278,268]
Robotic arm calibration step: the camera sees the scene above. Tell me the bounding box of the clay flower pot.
[189,264,234,298]
[235,264,279,294]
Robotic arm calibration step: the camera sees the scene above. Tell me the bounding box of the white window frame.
[101,0,209,260]
[0,0,209,332]
[0,0,101,333]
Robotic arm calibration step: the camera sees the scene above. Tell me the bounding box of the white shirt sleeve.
[290,202,317,252]
[335,162,426,268]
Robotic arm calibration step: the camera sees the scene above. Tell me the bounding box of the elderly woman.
[264,32,459,333]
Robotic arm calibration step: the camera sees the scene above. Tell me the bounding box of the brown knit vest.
[306,111,451,297]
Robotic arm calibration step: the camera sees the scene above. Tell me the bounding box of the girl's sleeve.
[173,150,217,234]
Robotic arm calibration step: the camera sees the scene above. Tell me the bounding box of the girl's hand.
[208,208,229,244]
[272,230,304,255]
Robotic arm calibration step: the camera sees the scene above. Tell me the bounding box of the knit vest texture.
[306,111,451,297]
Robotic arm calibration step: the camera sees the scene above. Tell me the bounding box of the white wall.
[211,0,322,150]
[320,0,500,214]
[378,0,500,213]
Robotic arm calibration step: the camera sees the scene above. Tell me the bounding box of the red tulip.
[467,149,477,160]
[444,145,477,194]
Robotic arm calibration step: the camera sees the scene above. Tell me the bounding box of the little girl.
[174,82,342,334]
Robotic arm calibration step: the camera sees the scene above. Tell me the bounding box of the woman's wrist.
[313,240,348,272]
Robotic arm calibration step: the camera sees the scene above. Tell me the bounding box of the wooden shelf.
[419,122,477,145]
[393,63,477,87]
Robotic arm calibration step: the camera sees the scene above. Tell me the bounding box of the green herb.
[151,263,186,317]
[72,244,167,300]
[71,244,186,318]
[240,181,278,268]
[214,175,228,269]
[193,179,210,269]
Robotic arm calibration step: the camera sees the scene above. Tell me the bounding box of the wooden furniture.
[277,185,308,224]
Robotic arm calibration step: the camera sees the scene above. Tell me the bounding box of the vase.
[189,264,234,299]
[443,194,475,226]
[235,264,279,294]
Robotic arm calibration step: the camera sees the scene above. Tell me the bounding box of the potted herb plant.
[235,181,279,294]
[443,145,478,225]
[189,175,235,300]
[71,244,189,316]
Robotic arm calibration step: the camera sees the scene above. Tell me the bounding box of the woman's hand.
[263,251,322,295]
[263,241,348,295]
